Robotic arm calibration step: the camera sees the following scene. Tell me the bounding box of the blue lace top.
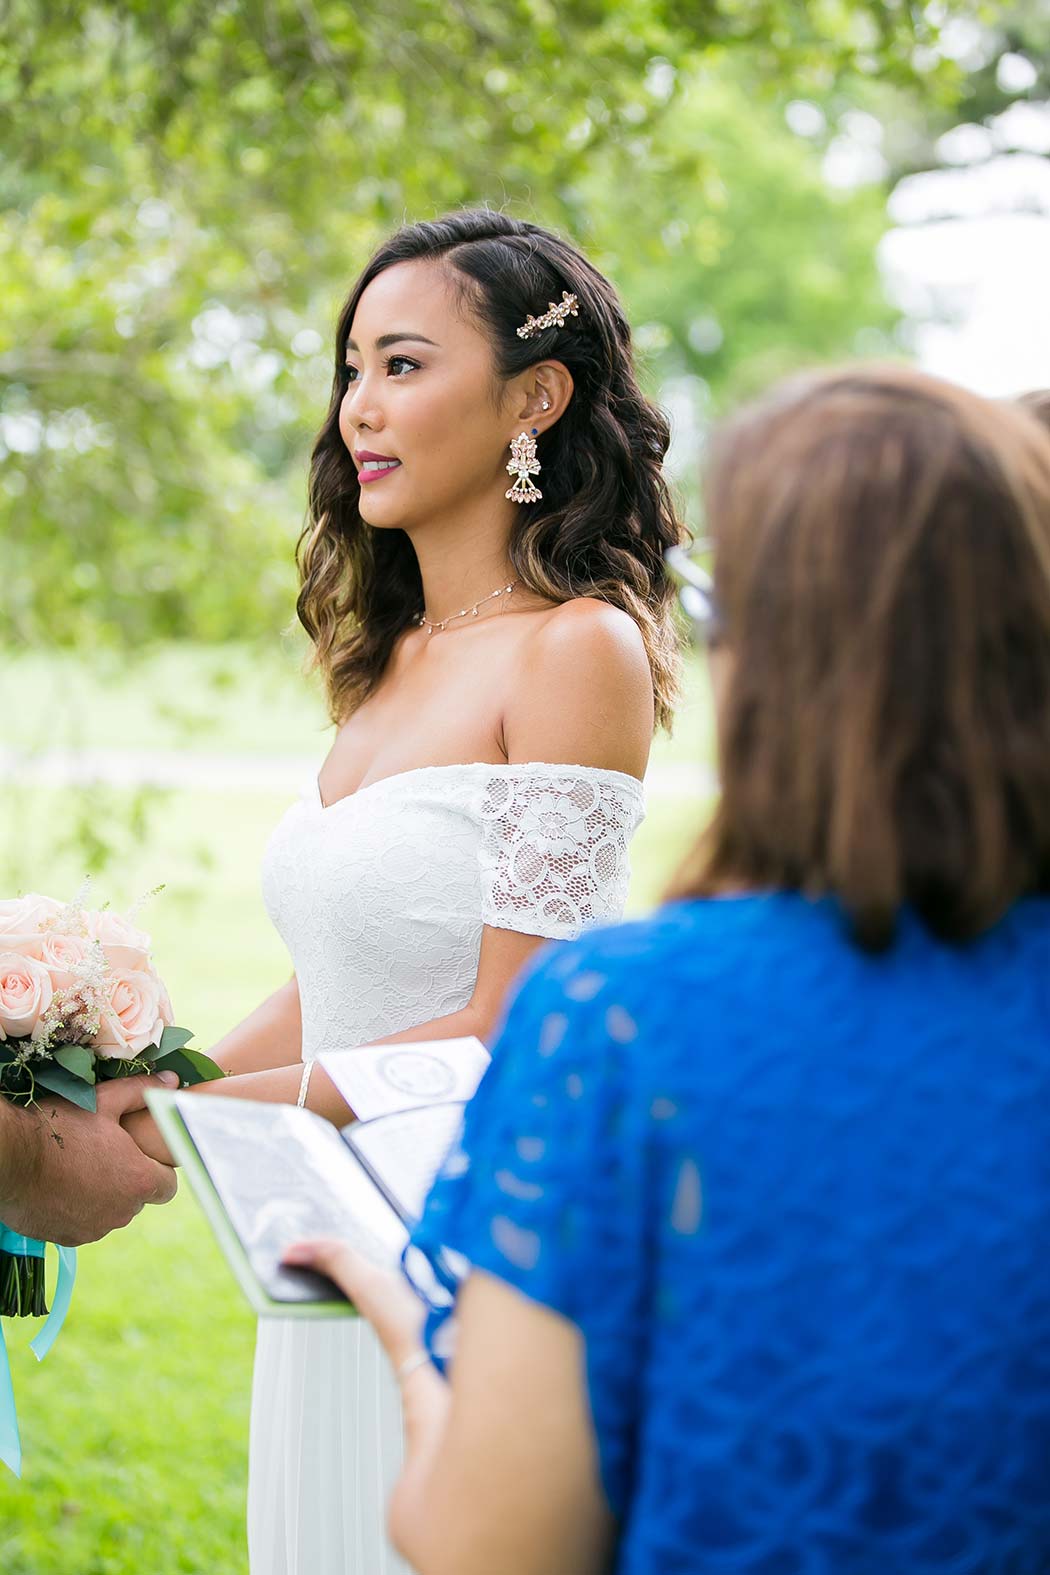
[411,894,1050,1575]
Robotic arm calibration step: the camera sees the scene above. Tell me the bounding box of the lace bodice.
[260,761,645,1058]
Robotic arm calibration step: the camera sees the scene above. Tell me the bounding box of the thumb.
[283,1237,362,1293]
[283,1237,349,1274]
[284,1239,426,1364]
[97,1070,180,1120]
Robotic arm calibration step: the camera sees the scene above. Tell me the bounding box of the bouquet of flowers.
[0,887,224,1319]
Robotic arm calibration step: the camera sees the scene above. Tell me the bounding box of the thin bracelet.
[296,1061,314,1109]
[396,1349,431,1386]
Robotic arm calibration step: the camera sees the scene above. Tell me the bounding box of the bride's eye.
[342,356,419,383]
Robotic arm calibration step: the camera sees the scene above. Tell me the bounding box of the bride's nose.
[341,379,385,437]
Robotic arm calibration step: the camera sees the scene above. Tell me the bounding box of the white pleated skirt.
[247,1316,413,1574]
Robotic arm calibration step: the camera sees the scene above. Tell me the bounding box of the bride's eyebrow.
[345,333,441,352]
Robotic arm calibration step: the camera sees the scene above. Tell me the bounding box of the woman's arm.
[121,975,303,1160]
[282,1243,614,1575]
[202,925,548,1117]
[125,926,550,1163]
[209,976,303,1076]
[393,1274,613,1575]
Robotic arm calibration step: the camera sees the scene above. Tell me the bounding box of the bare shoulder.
[525,596,650,675]
[504,598,654,777]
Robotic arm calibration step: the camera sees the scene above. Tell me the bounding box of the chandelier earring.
[506,428,543,505]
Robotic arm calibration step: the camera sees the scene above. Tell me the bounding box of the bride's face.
[339,259,519,532]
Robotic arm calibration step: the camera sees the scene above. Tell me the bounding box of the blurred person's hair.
[298,209,684,729]
[1017,388,1050,434]
[670,364,1050,949]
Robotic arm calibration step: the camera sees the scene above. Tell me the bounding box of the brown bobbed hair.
[297,209,684,729]
[671,364,1050,949]
[1018,388,1050,434]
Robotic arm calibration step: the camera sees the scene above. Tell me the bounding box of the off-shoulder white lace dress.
[249,761,645,1574]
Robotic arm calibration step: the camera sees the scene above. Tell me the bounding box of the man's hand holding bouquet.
[0,887,223,1474]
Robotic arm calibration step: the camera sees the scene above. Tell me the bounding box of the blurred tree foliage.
[882,0,1050,172]
[1,0,971,647]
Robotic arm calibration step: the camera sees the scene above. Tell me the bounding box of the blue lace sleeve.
[410,937,647,1514]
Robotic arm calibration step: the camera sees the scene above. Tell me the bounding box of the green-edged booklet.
[147,1035,490,1318]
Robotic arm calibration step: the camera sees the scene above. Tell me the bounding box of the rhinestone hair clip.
[516,291,579,340]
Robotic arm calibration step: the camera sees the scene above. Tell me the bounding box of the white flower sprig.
[29,891,109,1053]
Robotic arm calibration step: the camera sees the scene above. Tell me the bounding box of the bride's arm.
[200,925,547,1114]
[124,927,547,1163]
[208,976,303,1076]
[120,976,302,1161]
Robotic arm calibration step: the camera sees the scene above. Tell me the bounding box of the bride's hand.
[282,1239,425,1371]
[121,1106,175,1167]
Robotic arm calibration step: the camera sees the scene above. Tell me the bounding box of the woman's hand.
[120,1105,175,1167]
[283,1238,426,1372]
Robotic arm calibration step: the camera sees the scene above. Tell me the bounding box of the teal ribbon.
[0,1236,77,1476]
[0,1229,46,1263]
[0,1312,18,1477]
[31,1247,76,1362]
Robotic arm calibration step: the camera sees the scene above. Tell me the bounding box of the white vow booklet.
[148,1035,490,1318]
[319,1035,491,1121]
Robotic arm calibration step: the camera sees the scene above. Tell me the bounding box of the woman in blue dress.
[286,365,1050,1574]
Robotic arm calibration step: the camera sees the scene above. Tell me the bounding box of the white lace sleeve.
[476,766,645,940]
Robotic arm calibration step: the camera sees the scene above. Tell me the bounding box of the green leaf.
[33,1063,98,1112]
[177,1047,226,1084]
[53,1045,97,1084]
[158,1025,195,1055]
[151,1046,225,1087]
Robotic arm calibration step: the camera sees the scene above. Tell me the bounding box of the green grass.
[0,1194,255,1575]
[0,789,294,1575]
[0,643,713,1573]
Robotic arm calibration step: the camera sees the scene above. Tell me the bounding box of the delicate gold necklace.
[417,580,518,636]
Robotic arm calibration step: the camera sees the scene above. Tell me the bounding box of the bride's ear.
[513,361,573,436]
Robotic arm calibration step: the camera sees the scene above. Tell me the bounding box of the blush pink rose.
[0,951,54,1040]
[0,894,62,938]
[86,909,153,973]
[93,967,173,1057]
[0,933,44,963]
[0,894,64,959]
[37,930,93,991]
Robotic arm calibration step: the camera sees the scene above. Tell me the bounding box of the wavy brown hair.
[671,365,1050,949]
[296,210,684,729]
[1018,388,1050,434]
